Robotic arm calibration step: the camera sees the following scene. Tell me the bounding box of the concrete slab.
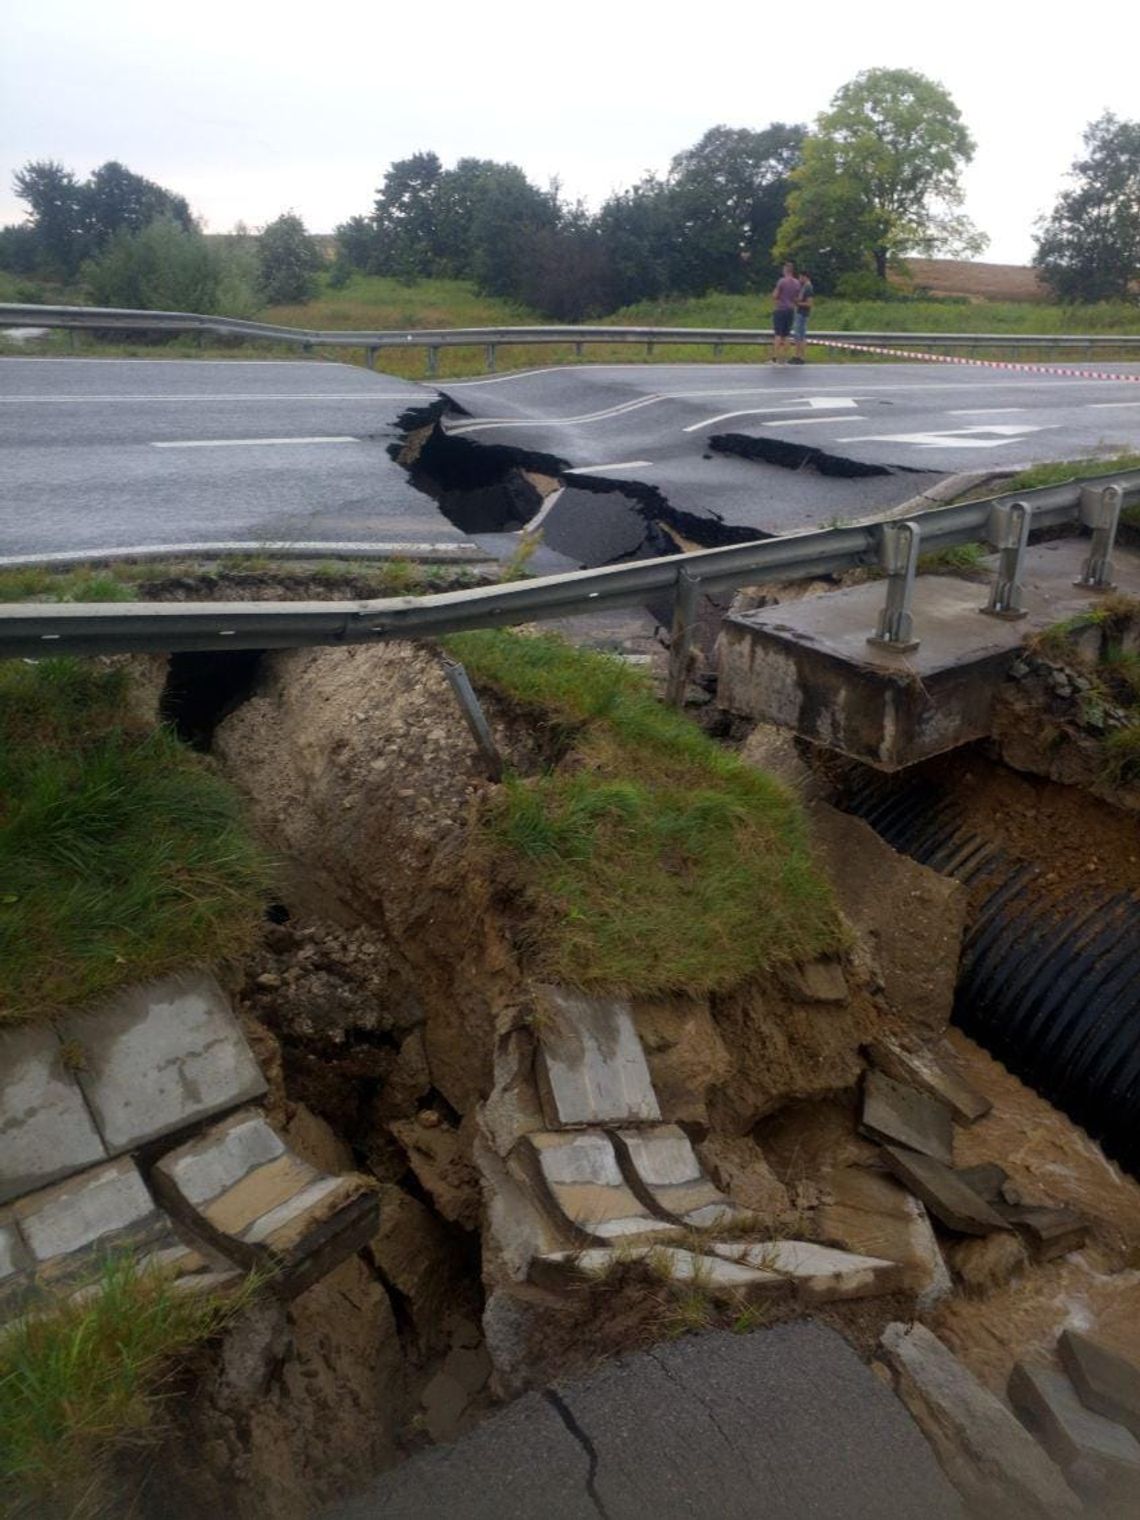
[1000,1205,1087,1261]
[0,1024,107,1204]
[865,1039,992,1126]
[860,1070,954,1164]
[713,1239,905,1303]
[0,1208,35,1323]
[818,1166,953,1308]
[516,1131,681,1244]
[59,971,267,1154]
[717,540,1140,770]
[879,1144,1011,1236]
[612,1124,746,1229]
[1008,1358,1140,1502]
[530,1245,788,1302]
[1059,1330,1140,1438]
[881,1321,1082,1519]
[152,1108,379,1295]
[532,987,660,1129]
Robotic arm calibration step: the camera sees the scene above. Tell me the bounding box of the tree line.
[3,70,1137,319]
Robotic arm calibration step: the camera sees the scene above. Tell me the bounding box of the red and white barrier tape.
[806,335,1140,384]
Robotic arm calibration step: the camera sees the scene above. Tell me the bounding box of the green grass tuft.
[0,1256,246,1519]
[445,630,841,993]
[0,659,270,1023]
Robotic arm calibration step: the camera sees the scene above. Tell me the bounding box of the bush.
[257,212,321,305]
[834,270,897,301]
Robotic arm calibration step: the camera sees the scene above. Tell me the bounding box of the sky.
[3,0,1138,267]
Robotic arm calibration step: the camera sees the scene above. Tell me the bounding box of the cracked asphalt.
[2,354,1138,564]
[329,1321,963,1520]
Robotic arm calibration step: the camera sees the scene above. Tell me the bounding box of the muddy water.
[931,1030,1140,1391]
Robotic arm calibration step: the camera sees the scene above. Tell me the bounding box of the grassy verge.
[0,658,269,1023]
[1,1256,246,1519]
[446,630,841,992]
[1033,594,1140,784]
[996,451,1140,496]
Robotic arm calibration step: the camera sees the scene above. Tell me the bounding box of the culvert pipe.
[836,768,1140,1176]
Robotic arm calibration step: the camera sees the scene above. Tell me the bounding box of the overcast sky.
[3,0,1137,266]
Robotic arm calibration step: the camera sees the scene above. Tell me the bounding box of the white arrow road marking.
[565,460,653,473]
[683,398,860,432]
[836,425,1055,448]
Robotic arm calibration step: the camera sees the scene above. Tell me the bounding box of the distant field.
[897,259,1047,302]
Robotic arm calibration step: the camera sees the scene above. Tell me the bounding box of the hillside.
[898,259,1046,302]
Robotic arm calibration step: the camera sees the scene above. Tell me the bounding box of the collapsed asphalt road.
[3,355,1139,566]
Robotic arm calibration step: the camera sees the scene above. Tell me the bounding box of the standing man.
[771,261,801,363]
[790,268,814,365]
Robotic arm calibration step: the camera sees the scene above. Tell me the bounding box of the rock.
[738,721,823,797]
[878,1145,1011,1236]
[712,1239,904,1303]
[880,1322,1082,1519]
[532,986,660,1129]
[282,1101,355,1175]
[0,1024,107,1205]
[370,1030,431,1124]
[817,1167,952,1310]
[864,1038,992,1126]
[217,1298,290,1406]
[1059,1330,1140,1439]
[421,1370,472,1444]
[481,1286,554,1400]
[630,996,731,1127]
[1008,1358,1140,1503]
[693,1134,791,1221]
[370,1184,467,1347]
[776,959,849,1004]
[477,1126,568,1282]
[513,1130,682,1245]
[390,1116,482,1231]
[999,1205,1088,1262]
[860,1072,955,1165]
[443,1343,492,1397]
[947,1232,1028,1295]
[479,1027,546,1157]
[954,1162,1010,1204]
[612,1125,745,1229]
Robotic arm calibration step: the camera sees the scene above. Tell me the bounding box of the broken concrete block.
[860,1070,954,1164]
[865,1038,991,1126]
[152,1108,378,1296]
[881,1322,1082,1519]
[1000,1205,1087,1262]
[0,1208,35,1324]
[612,1125,746,1229]
[532,987,660,1129]
[0,1025,107,1205]
[515,1131,681,1244]
[879,1145,1011,1236]
[630,996,731,1127]
[1008,1358,1140,1503]
[818,1167,952,1309]
[60,972,267,1153]
[954,1161,1011,1204]
[530,1245,787,1303]
[713,1239,904,1304]
[1059,1329,1140,1439]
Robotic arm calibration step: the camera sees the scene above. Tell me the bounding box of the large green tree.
[1034,113,1140,302]
[775,68,986,283]
[257,211,321,304]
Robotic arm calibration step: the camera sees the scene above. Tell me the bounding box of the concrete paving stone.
[532,986,660,1128]
[865,1038,992,1125]
[999,1204,1087,1261]
[59,970,267,1154]
[0,1208,36,1324]
[860,1070,955,1164]
[531,1245,788,1302]
[818,1166,953,1308]
[517,1130,682,1244]
[152,1108,379,1295]
[713,1239,905,1303]
[879,1144,1011,1236]
[881,1321,1081,1519]
[0,1024,107,1205]
[612,1124,746,1228]
[1059,1328,1140,1438]
[1008,1358,1140,1502]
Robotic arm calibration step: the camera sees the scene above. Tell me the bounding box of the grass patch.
[0,658,269,1023]
[916,541,989,575]
[0,1256,246,1519]
[997,451,1140,495]
[445,629,841,993]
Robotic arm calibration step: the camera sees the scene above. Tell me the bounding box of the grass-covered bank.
[0,658,269,1023]
[447,630,842,991]
[0,1257,246,1520]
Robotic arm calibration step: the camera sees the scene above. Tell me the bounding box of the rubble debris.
[1008,1358,1140,1503]
[860,1070,955,1165]
[532,986,661,1129]
[865,1039,991,1126]
[612,1125,745,1229]
[878,1144,1011,1236]
[1059,1329,1140,1439]
[514,1130,681,1245]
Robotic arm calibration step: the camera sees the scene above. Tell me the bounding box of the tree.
[775,68,986,284]
[11,161,87,276]
[84,161,194,246]
[257,212,321,304]
[333,214,376,272]
[84,218,223,312]
[372,152,443,279]
[1034,114,1140,302]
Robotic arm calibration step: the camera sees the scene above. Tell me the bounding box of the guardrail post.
[1075,482,1123,589]
[665,570,701,707]
[440,655,503,781]
[646,341,655,359]
[713,343,723,358]
[427,347,440,378]
[574,342,583,358]
[485,343,497,373]
[867,520,921,652]
[981,500,1031,619]
[364,347,376,370]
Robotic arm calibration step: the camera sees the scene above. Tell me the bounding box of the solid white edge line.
[565,460,653,473]
[151,436,362,448]
[0,394,412,403]
[761,416,866,427]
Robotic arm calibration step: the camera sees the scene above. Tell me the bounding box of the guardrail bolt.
[1075,482,1122,590]
[867,520,921,652]
[981,500,1031,620]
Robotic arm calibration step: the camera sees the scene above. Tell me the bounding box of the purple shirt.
[774,275,801,310]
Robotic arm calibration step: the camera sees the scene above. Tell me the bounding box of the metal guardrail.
[4,303,1140,375]
[2,473,1138,703]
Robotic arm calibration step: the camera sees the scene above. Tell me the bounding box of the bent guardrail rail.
[2,470,1138,704]
[4,303,1140,374]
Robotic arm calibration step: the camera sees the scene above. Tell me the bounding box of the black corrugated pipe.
[836,767,1140,1176]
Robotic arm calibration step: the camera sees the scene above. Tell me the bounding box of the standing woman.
[791,269,813,365]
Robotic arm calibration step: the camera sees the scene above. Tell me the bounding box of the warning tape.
[805,335,1140,384]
